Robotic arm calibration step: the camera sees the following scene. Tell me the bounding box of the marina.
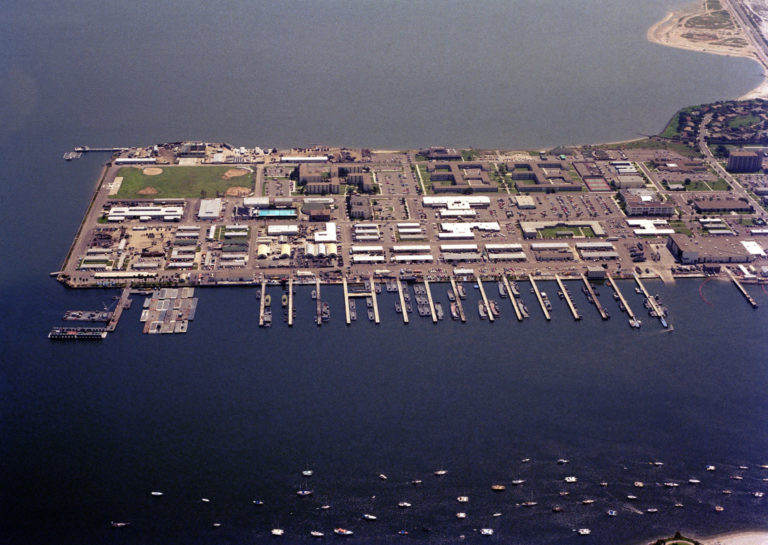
[555,274,581,321]
[475,276,494,323]
[607,273,638,328]
[727,268,759,309]
[501,275,523,321]
[396,278,409,324]
[528,274,551,321]
[580,274,609,320]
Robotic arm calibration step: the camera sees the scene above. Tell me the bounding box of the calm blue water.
[1,1,768,543]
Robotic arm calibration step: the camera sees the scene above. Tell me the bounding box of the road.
[723,0,768,74]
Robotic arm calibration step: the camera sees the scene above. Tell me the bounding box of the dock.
[501,275,523,321]
[288,278,294,327]
[396,278,409,324]
[449,276,467,322]
[633,272,667,322]
[555,274,581,320]
[424,279,437,323]
[259,280,266,327]
[342,277,351,325]
[315,277,322,326]
[105,286,131,332]
[528,274,551,321]
[476,276,494,323]
[607,273,636,323]
[369,275,380,324]
[581,274,609,320]
[726,269,758,308]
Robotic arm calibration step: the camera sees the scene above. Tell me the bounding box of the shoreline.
[646,2,768,100]
[698,530,768,545]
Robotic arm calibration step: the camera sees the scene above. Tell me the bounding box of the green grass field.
[112,166,253,199]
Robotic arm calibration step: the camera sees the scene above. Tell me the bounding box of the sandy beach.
[646,1,768,99]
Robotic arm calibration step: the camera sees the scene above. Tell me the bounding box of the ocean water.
[1,1,767,543]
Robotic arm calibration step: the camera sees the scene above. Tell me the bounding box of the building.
[427,162,496,193]
[349,195,372,219]
[198,198,223,220]
[693,198,754,214]
[619,190,675,217]
[666,233,754,264]
[726,150,762,173]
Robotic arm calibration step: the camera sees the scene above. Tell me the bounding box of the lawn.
[113,166,253,199]
[727,114,760,129]
[683,178,730,191]
[538,225,595,238]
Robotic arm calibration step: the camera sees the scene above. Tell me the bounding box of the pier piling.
[258,280,266,327]
[449,276,466,322]
[502,275,523,321]
[607,273,636,326]
[315,278,322,326]
[288,278,294,327]
[727,269,759,308]
[343,277,351,325]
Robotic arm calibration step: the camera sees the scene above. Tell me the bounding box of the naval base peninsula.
[54,99,768,335]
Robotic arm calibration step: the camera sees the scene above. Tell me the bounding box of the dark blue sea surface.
[1,1,767,543]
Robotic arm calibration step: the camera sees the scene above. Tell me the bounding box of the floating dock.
[424,279,437,323]
[501,275,523,321]
[727,269,758,309]
[141,287,197,334]
[396,278,409,324]
[288,278,294,327]
[449,276,466,322]
[476,276,494,323]
[259,280,266,327]
[581,274,609,320]
[607,273,637,325]
[49,326,107,340]
[63,310,112,322]
[369,275,380,324]
[528,274,551,321]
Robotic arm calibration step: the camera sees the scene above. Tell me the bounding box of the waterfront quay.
[55,138,768,308]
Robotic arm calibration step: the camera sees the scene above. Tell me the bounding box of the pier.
[343,277,351,325]
[607,273,637,325]
[501,275,523,321]
[581,274,609,320]
[369,275,380,324]
[633,273,667,326]
[449,276,467,322]
[288,278,294,327]
[476,276,494,323]
[315,277,322,326]
[258,280,267,327]
[396,278,409,324]
[726,269,758,309]
[555,274,581,321]
[105,286,131,332]
[424,279,437,323]
[528,274,551,321]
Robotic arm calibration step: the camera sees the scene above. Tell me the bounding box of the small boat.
[271,528,284,536]
[362,513,377,521]
[480,528,494,536]
[435,302,444,320]
[626,495,638,500]
[297,489,313,497]
[511,479,525,485]
[706,465,716,471]
[281,294,288,307]
[411,479,423,486]
[753,491,764,498]
[212,522,221,527]
[434,469,447,476]
[253,499,264,506]
[478,301,487,319]
[660,316,668,328]
[559,491,570,496]
[302,469,313,477]
[715,505,724,512]
[521,501,537,507]
[646,508,658,513]
[498,281,507,298]
[320,504,331,510]
[491,484,506,492]
[675,503,684,508]
[334,528,353,536]
[521,458,531,463]
[450,302,459,320]
[395,300,402,313]
[564,476,577,483]
[110,521,131,528]
[310,531,324,538]
[201,497,210,503]
[457,284,467,299]
[398,501,412,508]
[489,300,500,317]
[447,290,455,302]
[150,491,163,496]
[398,529,408,536]
[633,481,644,488]
[552,505,563,513]
[378,473,388,480]
[492,512,502,517]
[600,481,608,487]
[730,475,744,481]
[577,528,591,536]
[581,499,595,505]
[456,512,467,519]
[723,489,732,495]
[265,294,272,307]
[367,309,375,321]
[739,465,749,470]
[663,482,679,488]
[557,458,569,465]
[311,289,317,300]
[457,496,469,503]
[607,509,617,517]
